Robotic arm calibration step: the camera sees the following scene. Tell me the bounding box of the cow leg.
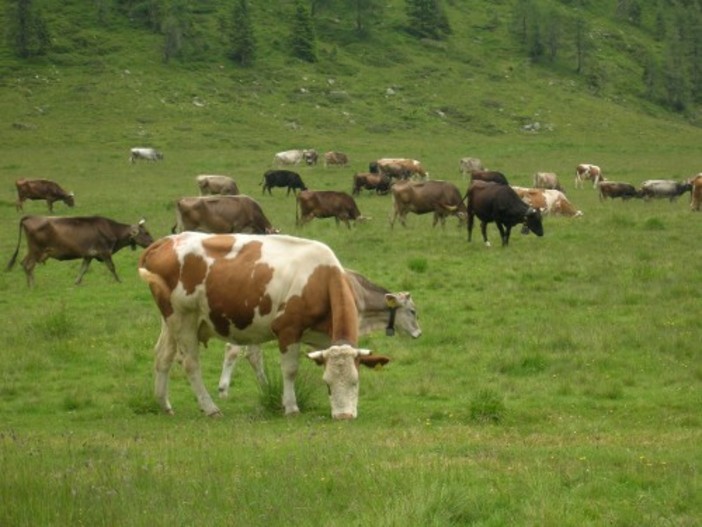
[467,213,474,242]
[102,255,122,283]
[75,258,93,285]
[20,255,36,287]
[280,343,301,415]
[173,316,222,417]
[47,199,54,213]
[218,344,267,398]
[480,221,492,247]
[153,320,178,414]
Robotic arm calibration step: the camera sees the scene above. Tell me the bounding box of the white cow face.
[385,292,422,339]
[307,345,389,419]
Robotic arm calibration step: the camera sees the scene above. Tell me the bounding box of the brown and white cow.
[390,180,466,228]
[218,268,422,397]
[352,172,391,196]
[196,175,239,196]
[15,179,75,213]
[512,187,583,217]
[690,174,702,211]
[7,215,153,287]
[459,157,485,178]
[323,151,349,167]
[575,164,603,189]
[533,172,563,191]
[597,181,641,201]
[296,190,366,229]
[371,158,429,181]
[173,195,276,234]
[138,232,392,419]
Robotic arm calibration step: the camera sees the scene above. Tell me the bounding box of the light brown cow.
[196,175,239,196]
[691,174,702,211]
[173,195,276,234]
[15,179,75,212]
[352,172,391,196]
[575,164,603,189]
[296,190,365,229]
[323,151,349,167]
[372,158,428,180]
[512,187,583,217]
[459,157,485,178]
[390,180,466,228]
[138,232,391,419]
[533,172,563,191]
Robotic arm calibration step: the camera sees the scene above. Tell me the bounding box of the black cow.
[466,180,544,247]
[261,169,307,196]
[7,215,153,287]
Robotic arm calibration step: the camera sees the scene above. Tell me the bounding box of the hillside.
[2,0,702,160]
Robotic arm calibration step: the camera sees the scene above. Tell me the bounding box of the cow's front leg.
[480,221,491,247]
[102,255,121,283]
[280,343,301,415]
[75,258,93,284]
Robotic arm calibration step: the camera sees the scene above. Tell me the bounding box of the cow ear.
[359,354,390,369]
[384,294,399,309]
[307,351,325,366]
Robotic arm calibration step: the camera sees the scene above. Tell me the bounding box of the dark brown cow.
[7,215,153,287]
[296,190,365,229]
[352,172,391,196]
[324,151,349,167]
[470,170,509,186]
[15,179,75,213]
[196,175,239,196]
[390,180,466,228]
[173,195,276,234]
[598,181,641,201]
[467,181,544,247]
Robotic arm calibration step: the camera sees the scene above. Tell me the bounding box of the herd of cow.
[6,148,702,419]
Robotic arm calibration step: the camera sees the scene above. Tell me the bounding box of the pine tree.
[406,0,451,40]
[6,0,51,58]
[290,1,316,62]
[228,0,256,67]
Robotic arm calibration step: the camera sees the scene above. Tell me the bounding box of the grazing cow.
[690,174,702,211]
[371,158,428,181]
[533,172,563,191]
[261,169,307,196]
[575,163,603,188]
[296,190,365,229]
[352,172,391,196]
[512,187,583,217]
[273,149,318,166]
[597,181,641,201]
[640,179,693,201]
[196,175,239,196]
[470,170,509,186]
[218,268,422,397]
[138,232,392,419]
[323,151,349,167]
[459,157,485,178]
[129,147,163,163]
[15,178,75,213]
[7,215,153,287]
[173,195,277,235]
[467,180,544,247]
[390,180,466,228]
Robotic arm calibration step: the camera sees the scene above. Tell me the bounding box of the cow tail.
[6,217,25,271]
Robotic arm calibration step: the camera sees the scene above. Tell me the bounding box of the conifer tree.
[228,0,256,67]
[405,0,450,40]
[5,0,50,58]
[290,1,316,62]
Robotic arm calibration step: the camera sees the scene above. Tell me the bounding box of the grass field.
[1,126,701,525]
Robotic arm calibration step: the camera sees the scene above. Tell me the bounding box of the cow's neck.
[347,271,391,334]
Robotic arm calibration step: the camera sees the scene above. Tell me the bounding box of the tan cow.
[15,179,75,212]
[323,151,349,167]
[533,172,563,191]
[390,180,466,228]
[691,174,702,211]
[196,175,239,196]
[372,158,429,180]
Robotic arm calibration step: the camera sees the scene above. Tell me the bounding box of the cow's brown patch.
[138,237,178,318]
[180,253,207,295]
[205,239,274,337]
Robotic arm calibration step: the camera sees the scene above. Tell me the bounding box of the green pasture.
[1,124,700,525]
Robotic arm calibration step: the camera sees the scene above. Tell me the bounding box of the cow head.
[303,149,318,166]
[307,345,390,419]
[385,293,422,338]
[129,218,154,249]
[65,192,76,208]
[522,207,544,237]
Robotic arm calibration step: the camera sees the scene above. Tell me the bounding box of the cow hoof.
[207,409,223,418]
[284,409,301,417]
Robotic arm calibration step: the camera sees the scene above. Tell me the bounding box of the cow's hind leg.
[21,255,36,287]
[153,319,178,414]
[480,221,491,247]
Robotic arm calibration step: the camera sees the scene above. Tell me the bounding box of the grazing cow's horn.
[138,218,146,225]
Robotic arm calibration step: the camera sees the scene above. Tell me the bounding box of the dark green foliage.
[227,0,256,67]
[116,0,162,31]
[405,0,451,40]
[5,0,51,58]
[290,0,316,62]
